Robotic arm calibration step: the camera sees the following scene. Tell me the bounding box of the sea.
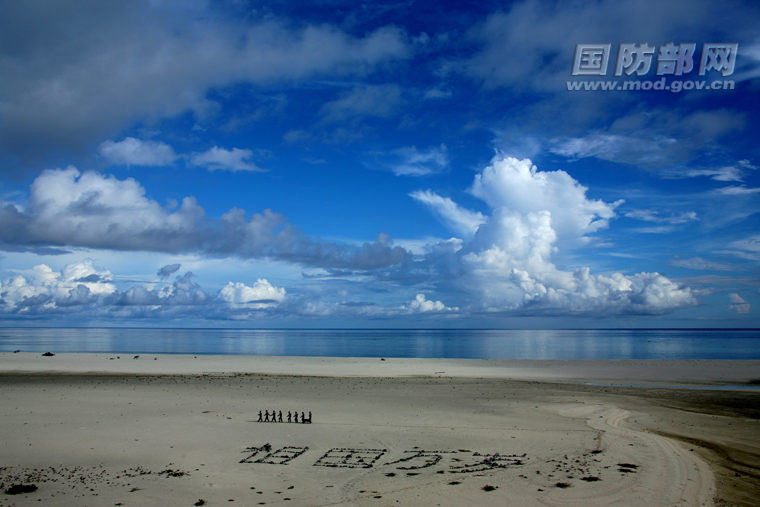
[0,328,759,360]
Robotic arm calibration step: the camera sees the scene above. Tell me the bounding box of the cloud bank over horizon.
[0,154,697,322]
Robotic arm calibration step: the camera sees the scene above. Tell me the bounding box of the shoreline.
[2,352,759,384]
[1,354,758,506]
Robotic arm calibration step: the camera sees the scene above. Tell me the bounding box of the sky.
[0,0,759,328]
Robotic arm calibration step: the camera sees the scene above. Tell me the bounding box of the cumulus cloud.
[0,167,410,270]
[219,279,286,309]
[401,294,457,313]
[0,2,410,164]
[0,259,289,320]
[410,153,697,316]
[190,147,265,172]
[0,259,115,312]
[0,154,701,321]
[116,271,210,307]
[469,155,622,247]
[99,137,177,166]
[729,293,750,313]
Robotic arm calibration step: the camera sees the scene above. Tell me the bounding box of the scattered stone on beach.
[5,484,38,495]
[194,500,206,506]
[555,482,571,488]
[481,485,497,491]
[42,352,55,356]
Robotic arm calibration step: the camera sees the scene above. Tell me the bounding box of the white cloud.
[219,279,286,309]
[713,186,760,196]
[551,134,679,167]
[0,259,115,311]
[0,259,292,320]
[550,110,746,169]
[669,257,736,271]
[624,209,698,224]
[10,166,206,252]
[723,235,760,261]
[729,293,750,313]
[410,190,485,239]
[469,155,622,247]
[0,167,410,270]
[681,161,755,182]
[98,137,177,166]
[390,145,448,177]
[413,154,697,316]
[0,153,703,321]
[402,294,457,313]
[191,147,265,172]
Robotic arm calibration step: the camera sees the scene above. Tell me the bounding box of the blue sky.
[1,0,759,328]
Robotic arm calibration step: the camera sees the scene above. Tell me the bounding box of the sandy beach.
[1,353,758,507]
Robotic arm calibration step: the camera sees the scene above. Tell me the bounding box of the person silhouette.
[301,411,305,423]
[271,409,276,422]
[278,411,283,423]
[287,411,292,423]
[264,410,269,422]
[293,411,298,423]
[257,410,263,422]
[308,411,312,423]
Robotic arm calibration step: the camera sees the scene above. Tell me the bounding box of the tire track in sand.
[542,403,714,507]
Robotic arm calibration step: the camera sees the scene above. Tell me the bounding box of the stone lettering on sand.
[240,444,309,465]
[448,452,527,473]
[384,450,452,470]
[313,448,387,469]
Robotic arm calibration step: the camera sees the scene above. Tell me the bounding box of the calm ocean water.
[0,328,758,360]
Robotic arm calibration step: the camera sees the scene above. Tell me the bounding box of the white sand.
[0,353,758,507]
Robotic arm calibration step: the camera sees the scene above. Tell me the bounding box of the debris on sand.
[42,352,55,356]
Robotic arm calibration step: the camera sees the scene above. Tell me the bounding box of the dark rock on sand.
[5,484,38,495]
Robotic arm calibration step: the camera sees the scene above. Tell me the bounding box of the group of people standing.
[258,410,311,423]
